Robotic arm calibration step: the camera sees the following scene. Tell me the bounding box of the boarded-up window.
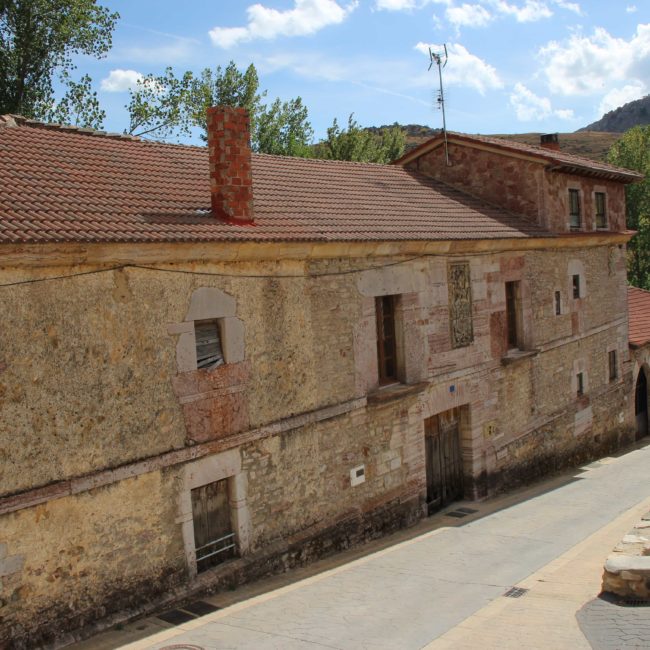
[448,262,474,349]
[191,479,236,572]
[195,319,224,370]
[376,295,398,384]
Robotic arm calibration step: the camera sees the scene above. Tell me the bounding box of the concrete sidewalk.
[68,443,650,650]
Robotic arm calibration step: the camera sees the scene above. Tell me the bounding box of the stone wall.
[0,241,636,645]
[407,141,627,233]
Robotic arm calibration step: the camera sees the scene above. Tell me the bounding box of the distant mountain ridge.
[578,95,650,133]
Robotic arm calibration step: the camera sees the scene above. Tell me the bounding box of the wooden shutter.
[195,319,224,370]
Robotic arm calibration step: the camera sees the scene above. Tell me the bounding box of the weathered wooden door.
[424,408,464,515]
[191,478,236,572]
[636,368,648,439]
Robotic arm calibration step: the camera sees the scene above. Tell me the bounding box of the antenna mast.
[428,44,450,166]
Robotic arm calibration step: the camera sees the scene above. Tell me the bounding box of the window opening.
[595,192,607,229]
[577,371,584,397]
[609,350,617,382]
[569,189,581,229]
[505,281,520,349]
[572,275,581,299]
[195,319,224,370]
[191,479,236,572]
[448,262,474,348]
[376,295,398,384]
[555,291,561,315]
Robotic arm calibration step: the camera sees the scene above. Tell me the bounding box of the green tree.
[255,97,313,157]
[44,71,105,128]
[314,114,405,163]
[0,0,118,125]
[608,125,650,289]
[127,62,263,141]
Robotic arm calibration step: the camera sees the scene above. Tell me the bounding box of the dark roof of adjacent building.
[0,115,554,245]
[394,131,644,184]
[628,287,650,348]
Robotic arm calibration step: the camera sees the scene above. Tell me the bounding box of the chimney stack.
[540,133,560,151]
[206,106,254,224]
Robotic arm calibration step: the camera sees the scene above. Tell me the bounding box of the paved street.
[76,440,650,650]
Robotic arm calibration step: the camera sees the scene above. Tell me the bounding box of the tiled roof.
[0,116,553,245]
[628,287,650,348]
[395,132,644,184]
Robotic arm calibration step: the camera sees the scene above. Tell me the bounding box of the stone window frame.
[568,187,582,230]
[593,189,608,230]
[168,287,245,373]
[177,448,251,579]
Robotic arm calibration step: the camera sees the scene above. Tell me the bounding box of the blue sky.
[81,0,649,141]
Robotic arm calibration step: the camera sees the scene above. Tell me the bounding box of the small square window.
[609,350,617,382]
[569,189,581,229]
[572,274,581,299]
[595,192,607,229]
[195,319,224,370]
[577,371,584,397]
[554,291,561,315]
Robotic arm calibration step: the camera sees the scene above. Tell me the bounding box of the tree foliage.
[313,114,405,163]
[608,125,650,289]
[0,0,118,126]
[126,61,313,157]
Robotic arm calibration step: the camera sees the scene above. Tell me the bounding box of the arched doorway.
[635,367,648,438]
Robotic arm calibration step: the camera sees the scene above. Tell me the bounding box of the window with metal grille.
[376,295,398,384]
[195,319,224,370]
[569,189,581,229]
[505,281,520,349]
[595,192,607,229]
[572,274,581,299]
[577,371,584,397]
[609,350,617,382]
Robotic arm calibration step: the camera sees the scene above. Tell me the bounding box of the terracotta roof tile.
[0,116,552,245]
[628,287,650,348]
[396,132,644,184]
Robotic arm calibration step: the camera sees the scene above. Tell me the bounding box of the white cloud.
[375,0,417,9]
[627,5,637,13]
[599,82,646,114]
[415,41,503,93]
[100,69,143,92]
[509,82,574,120]
[539,24,650,96]
[209,0,358,49]
[492,0,552,22]
[552,0,581,14]
[446,3,493,27]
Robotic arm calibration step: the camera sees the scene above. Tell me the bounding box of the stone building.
[0,109,643,646]
[628,286,650,437]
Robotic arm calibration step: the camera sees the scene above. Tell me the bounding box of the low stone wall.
[602,510,650,600]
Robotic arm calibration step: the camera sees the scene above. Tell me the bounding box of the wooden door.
[191,479,236,572]
[424,408,464,515]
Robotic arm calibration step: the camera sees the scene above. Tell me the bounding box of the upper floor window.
[376,295,398,384]
[569,189,581,229]
[608,350,618,382]
[595,192,607,229]
[576,371,585,397]
[554,290,562,316]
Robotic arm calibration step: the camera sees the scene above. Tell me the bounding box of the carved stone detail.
[448,262,474,349]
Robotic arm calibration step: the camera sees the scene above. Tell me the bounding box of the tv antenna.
[428,44,450,166]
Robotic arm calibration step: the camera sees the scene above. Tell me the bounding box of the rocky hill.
[578,95,650,133]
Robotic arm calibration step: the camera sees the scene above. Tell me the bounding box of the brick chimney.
[206,106,254,224]
[540,133,560,151]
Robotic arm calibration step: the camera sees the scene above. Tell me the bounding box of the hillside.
[578,95,650,133]
[399,129,620,161]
